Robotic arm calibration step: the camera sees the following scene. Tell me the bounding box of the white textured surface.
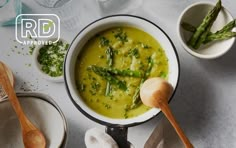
[0,0,236,147]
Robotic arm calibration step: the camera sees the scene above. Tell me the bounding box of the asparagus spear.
[182,22,213,35]
[144,57,154,78]
[90,65,142,77]
[89,65,127,91]
[182,21,236,43]
[106,46,113,67]
[131,57,154,109]
[188,0,222,48]
[130,79,144,109]
[105,82,111,96]
[204,31,236,43]
[195,24,214,49]
[194,0,222,49]
[181,22,196,33]
[215,19,236,34]
[182,19,236,34]
[105,46,113,95]
[195,19,235,48]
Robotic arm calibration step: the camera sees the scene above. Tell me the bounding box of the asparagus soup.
[75,27,169,119]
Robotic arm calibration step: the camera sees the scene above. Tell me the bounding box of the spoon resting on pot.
[140,77,193,148]
[0,61,46,148]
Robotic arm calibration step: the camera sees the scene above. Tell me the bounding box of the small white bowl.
[33,38,68,82]
[177,1,235,59]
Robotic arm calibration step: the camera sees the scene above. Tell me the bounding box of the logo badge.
[15,14,60,45]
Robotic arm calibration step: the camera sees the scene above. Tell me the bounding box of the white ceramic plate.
[0,96,65,148]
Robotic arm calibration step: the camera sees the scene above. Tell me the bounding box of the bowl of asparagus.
[177,0,235,59]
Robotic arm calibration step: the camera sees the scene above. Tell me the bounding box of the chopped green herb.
[92,77,96,81]
[91,82,101,90]
[113,50,119,55]
[124,105,130,112]
[37,41,69,77]
[29,44,36,55]
[103,103,111,109]
[159,71,167,78]
[89,90,96,95]
[124,109,129,118]
[141,43,151,49]
[65,43,69,49]
[114,28,128,43]
[100,36,110,46]
[128,48,140,58]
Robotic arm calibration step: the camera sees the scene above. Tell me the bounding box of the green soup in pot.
[75,26,168,119]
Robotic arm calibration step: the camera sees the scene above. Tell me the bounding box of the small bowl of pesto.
[33,38,69,82]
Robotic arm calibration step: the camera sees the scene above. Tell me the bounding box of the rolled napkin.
[85,128,119,148]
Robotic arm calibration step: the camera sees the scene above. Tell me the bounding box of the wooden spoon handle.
[0,63,35,133]
[159,102,193,148]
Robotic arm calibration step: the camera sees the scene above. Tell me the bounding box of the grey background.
[0,0,236,147]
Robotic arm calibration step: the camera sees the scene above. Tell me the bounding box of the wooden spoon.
[140,77,193,148]
[0,63,14,99]
[0,61,46,148]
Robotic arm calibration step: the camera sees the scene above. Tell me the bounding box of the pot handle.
[106,126,133,148]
